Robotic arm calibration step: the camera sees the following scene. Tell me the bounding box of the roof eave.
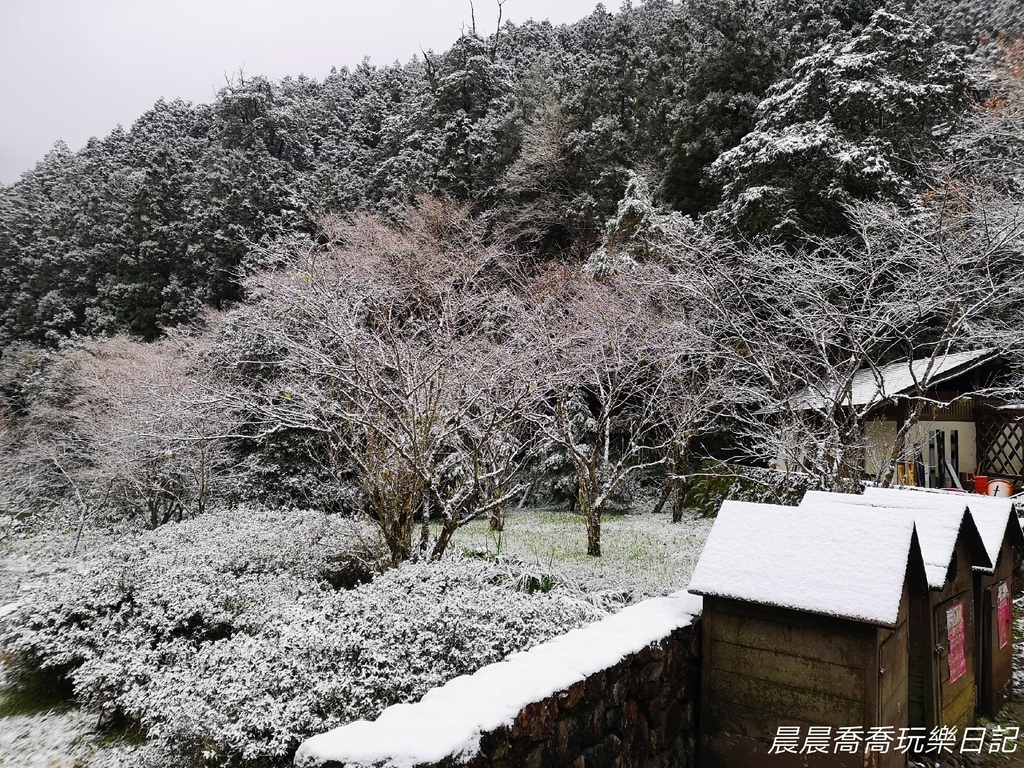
[692,590,900,630]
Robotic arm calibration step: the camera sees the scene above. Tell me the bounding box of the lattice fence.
[976,409,1024,477]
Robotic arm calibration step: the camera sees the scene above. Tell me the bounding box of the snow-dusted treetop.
[689,499,922,626]
[860,486,1022,576]
[801,490,991,586]
[294,590,703,768]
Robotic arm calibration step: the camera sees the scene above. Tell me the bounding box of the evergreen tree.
[710,9,967,240]
[656,0,787,216]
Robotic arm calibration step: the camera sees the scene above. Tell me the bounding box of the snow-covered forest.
[1,0,1023,766]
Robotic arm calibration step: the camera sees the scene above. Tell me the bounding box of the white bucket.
[987,479,1015,497]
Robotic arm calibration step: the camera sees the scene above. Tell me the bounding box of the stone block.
[589,703,607,742]
[645,660,665,684]
[605,705,621,733]
[512,698,558,742]
[554,716,583,765]
[584,670,606,701]
[663,702,684,741]
[608,678,628,706]
[581,734,623,768]
[559,680,586,710]
[524,743,548,768]
[644,697,663,729]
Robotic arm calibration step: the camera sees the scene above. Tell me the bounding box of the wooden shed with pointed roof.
[802,490,993,729]
[690,500,928,768]
[861,487,1024,715]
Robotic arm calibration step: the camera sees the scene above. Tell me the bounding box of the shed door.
[877,621,909,768]
[980,578,1014,715]
[935,594,975,728]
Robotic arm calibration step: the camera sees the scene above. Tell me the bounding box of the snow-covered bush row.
[1,506,603,768]
[683,462,825,516]
[3,507,380,699]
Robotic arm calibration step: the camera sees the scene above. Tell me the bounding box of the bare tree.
[651,187,1024,490]
[216,199,534,565]
[950,38,1024,193]
[0,333,236,539]
[649,342,739,522]
[65,333,236,528]
[493,97,580,251]
[0,400,46,539]
[524,267,669,556]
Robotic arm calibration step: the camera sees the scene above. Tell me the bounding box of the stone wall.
[464,619,701,768]
[295,592,703,768]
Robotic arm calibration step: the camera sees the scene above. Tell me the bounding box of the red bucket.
[974,475,989,494]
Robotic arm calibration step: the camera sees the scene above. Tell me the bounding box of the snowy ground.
[0,526,147,768]
[456,506,716,601]
[0,707,92,768]
[0,509,1019,768]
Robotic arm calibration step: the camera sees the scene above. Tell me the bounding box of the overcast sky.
[0,0,604,184]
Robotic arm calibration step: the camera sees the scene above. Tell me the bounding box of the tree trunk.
[516,482,532,509]
[656,443,691,523]
[430,516,456,561]
[586,506,601,557]
[417,494,432,561]
[876,400,921,489]
[651,481,672,515]
[488,508,504,532]
[671,477,689,524]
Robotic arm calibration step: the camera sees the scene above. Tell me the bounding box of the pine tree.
[710,9,968,240]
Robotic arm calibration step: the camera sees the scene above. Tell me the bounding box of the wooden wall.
[700,596,910,768]
[975,537,1016,716]
[910,538,978,731]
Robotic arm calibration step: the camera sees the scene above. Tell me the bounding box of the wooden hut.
[801,490,992,729]
[966,497,1024,715]
[781,350,1024,489]
[861,487,1024,715]
[690,500,928,768]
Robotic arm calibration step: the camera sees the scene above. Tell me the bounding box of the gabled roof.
[861,486,1024,575]
[689,500,923,627]
[802,490,992,585]
[790,348,1000,411]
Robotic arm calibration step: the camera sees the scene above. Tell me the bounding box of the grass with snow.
[456,506,714,602]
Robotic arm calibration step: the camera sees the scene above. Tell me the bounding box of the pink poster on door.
[997,581,1012,650]
[947,602,967,684]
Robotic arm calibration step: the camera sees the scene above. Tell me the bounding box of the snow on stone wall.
[294,591,703,768]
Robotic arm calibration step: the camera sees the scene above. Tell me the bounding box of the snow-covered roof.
[294,590,703,768]
[791,348,1000,411]
[688,500,920,627]
[861,486,1023,574]
[801,490,991,585]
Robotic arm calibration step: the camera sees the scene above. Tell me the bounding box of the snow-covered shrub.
[2,508,601,768]
[125,561,602,767]
[2,507,380,703]
[683,462,827,516]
